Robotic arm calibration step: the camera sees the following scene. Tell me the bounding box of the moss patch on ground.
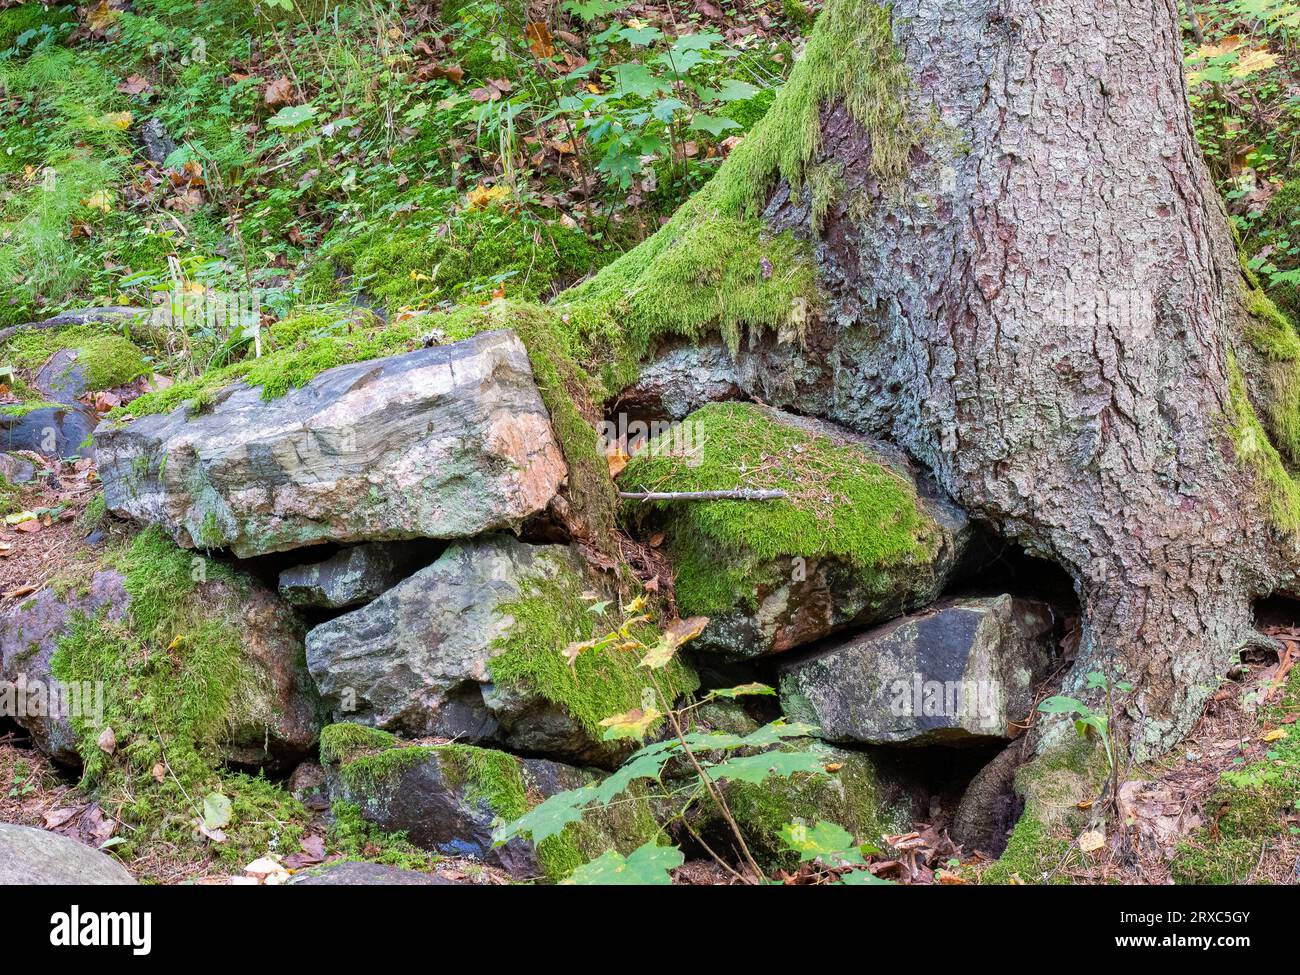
[487,558,699,747]
[49,526,310,866]
[1171,667,1300,884]
[981,739,1108,885]
[619,402,943,617]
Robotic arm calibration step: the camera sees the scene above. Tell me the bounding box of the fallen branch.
[617,489,787,502]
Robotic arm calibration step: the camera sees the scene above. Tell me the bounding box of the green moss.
[1171,666,1300,884]
[1226,350,1300,532]
[0,4,75,52]
[620,402,941,616]
[700,0,913,218]
[983,813,1073,885]
[982,739,1107,885]
[487,562,699,745]
[75,491,106,534]
[48,526,307,864]
[1,326,149,392]
[318,722,398,766]
[308,204,597,316]
[726,745,900,870]
[0,474,23,518]
[327,799,442,872]
[332,738,656,882]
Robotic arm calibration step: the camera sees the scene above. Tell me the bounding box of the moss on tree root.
[981,739,1108,885]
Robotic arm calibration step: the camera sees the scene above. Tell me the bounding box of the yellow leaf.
[102,111,134,130]
[1193,35,1242,60]
[599,707,661,741]
[81,191,113,212]
[1261,728,1289,742]
[465,183,511,210]
[1233,48,1279,77]
[1078,829,1106,853]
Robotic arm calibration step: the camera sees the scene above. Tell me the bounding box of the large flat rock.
[779,595,1058,745]
[95,330,566,557]
[0,823,136,884]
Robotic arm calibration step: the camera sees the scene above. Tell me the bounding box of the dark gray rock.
[1,402,97,458]
[779,595,1058,745]
[290,861,459,885]
[305,535,616,764]
[278,541,428,609]
[618,342,743,421]
[139,118,178,165]
[0,823,136,884]
[94,330,567,557]
[35,348,89,404]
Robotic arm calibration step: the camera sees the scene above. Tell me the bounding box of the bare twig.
[618,489,788,502]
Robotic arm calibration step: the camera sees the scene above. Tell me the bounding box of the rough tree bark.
[687,0,1300,756]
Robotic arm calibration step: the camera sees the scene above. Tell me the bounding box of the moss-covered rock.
[620,403,971,658]
[321,729,661,882]
[0,526,321,866]
[307,534,697,766]
[716,740,913,871]
[0,526,321,772]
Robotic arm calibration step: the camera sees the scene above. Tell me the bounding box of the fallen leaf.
[1078,829,1106,853]
[118,74,151,96]
[264,76,294,107]
[525,22,555,59]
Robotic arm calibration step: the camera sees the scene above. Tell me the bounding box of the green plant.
[494,595,883,884]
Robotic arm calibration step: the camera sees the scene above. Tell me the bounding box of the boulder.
[1,402,97,459]
[321,732,657,881]
[0,554,320,769]
[0,452,36,483]
[278,540,429,609]
[289,861,460,885]
[0,572,128,763]
[779,595,1058,746]
[0,823,136,884]
[306,534,695,765]
[619,402,972,658]
[95,330,567,557]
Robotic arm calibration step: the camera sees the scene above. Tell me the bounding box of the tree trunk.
[670,0,1300,756]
